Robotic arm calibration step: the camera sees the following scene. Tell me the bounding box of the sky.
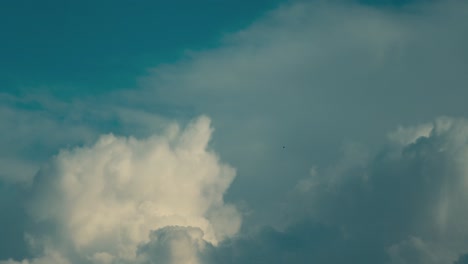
[1,0,468,263]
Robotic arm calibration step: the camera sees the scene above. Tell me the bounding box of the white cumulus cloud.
[7,116,240,264]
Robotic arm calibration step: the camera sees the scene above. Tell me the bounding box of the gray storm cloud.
[134,0,468,230]
[183,117,468,264]
[279,117,468,263]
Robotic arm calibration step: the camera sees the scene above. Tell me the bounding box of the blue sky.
[1,0,468,264]
[1,0,410,96]
[1,0,283,96]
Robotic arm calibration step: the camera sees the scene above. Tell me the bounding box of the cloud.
[135,226,216,264]
[0,249,70,264]
[3,116,240,264]
[208,220,346,264]
[1,0,468,263]
[0,92,171,184]
[131,0,468,229]
[280,117,468,263]
[0,182,29,260]
[455,254,468,264]
[150,116,468,264]
[387,123,434,146]
[386,236,450,264]
[0,94,97,183]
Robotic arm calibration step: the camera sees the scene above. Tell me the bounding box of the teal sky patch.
[0,0,283,96]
